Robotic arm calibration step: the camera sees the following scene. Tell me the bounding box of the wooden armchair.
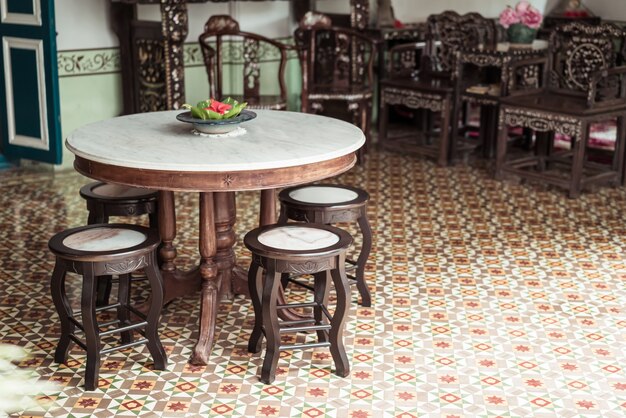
[495,22,626,198]
[294,12,377,162]
[378,11,496,166]
[198,15,292,110]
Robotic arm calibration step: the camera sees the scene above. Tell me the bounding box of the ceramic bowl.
[176,110,257,134]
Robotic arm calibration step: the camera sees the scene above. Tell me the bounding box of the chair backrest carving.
[425,11,496,77]
[295,12,376,92]
[548,22,626,98]
[387,42,422,79]
[198,15,290,107]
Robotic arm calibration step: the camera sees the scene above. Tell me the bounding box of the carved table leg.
[159,191,177,273]
[158,191,200,305]
[190,192,220,365]
[259,189,277,226]
[214,192,236,300]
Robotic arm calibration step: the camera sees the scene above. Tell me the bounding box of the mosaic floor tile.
[1,149,626,417]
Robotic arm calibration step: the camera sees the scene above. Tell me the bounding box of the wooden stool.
[278,184,373,307]
[80,182,158,306]
[245,224,353,384]
[80,182,158,226]
[48,224,167,390]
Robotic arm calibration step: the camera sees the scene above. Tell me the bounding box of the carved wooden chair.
[495,22,626,198]
[378,11,496,166]
[199,15,292,110]
[294,12,377,162]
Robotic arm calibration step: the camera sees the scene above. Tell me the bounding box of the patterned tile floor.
[2,149,626,417]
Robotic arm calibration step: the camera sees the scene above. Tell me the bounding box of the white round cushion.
[288,186,358,204]
[63,227,147,252]
[92,183,153,198]
[258,226,339,251]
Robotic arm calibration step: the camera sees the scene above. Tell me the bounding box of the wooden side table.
[452,41,549,160]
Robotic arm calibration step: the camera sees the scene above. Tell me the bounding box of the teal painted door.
[0,0,61,164]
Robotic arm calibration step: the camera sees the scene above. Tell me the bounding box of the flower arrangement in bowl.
[177,97,256,134]
[499,1,543,46]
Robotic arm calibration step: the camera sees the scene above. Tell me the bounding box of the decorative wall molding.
[57,49,120,77]
[58,37,296,77]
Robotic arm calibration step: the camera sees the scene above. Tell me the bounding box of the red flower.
[205,99,232,115]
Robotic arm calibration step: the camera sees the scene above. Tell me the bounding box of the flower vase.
[507,23,537,47]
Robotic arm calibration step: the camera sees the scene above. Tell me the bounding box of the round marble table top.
[66,110,365,172]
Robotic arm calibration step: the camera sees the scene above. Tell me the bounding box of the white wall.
[137,2,293,40]
[55,0,293,51]
[589,0,626,21]
[56,0,623,50]
[56,0,118,49]
[390,0,550,22]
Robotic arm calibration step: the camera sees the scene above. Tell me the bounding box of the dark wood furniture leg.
[329,254,350,378]
[158,191,201,305]
[313,271,330,343]
[260,189,277,226]
[356,211,372,307]
[117,273,133,344]
[81,263,100,391]
[569,122,589,199]
[450,98,462,162]
[247,261,264,353]
[214,192,236,300]
[51,262,73,364]
[438,99,451,167]
[260,265,281,384]
[616,116,626,186]
[190,192,220,365]
[144,259,168,370]
[378,100,389,150]
[479,105,497,159]
[495,116,509,180]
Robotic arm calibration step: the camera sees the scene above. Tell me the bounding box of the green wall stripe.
[58,37,297,77]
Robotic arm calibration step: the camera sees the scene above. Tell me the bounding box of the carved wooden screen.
[549,22,626,97]
[130,21,167,112]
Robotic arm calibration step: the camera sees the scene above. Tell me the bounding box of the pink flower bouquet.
[500,1,543,44]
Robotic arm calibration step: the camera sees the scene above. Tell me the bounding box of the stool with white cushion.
[245,224,353,384]
[80,182,158,306]
[278,184,372,306]
[48,224,167,390]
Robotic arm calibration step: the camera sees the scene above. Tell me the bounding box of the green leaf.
[190,106,205,120]
[197,99,212,109]
[204,109,224,120]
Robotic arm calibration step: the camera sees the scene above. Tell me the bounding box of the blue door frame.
[0,0,61,165]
